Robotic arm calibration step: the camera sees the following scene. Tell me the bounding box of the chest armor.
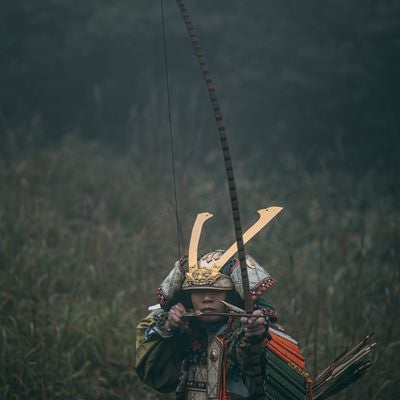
[185,336,224,400]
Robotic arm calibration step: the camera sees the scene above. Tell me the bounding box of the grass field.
[0,137,398,399]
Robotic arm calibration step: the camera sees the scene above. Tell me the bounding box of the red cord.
[219,337,228,400]
[307,378,314,400]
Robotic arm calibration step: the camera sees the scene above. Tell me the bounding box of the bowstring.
[160,0,183,258]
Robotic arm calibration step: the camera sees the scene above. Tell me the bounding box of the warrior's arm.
[135,313,188,393]
[228,326,267,375]
[229,310,269,376]
[228,323,311,399]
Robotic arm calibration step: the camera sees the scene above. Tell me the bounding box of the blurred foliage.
[0,137,399,399]
[0,1,399,399]
[0,0,400,170]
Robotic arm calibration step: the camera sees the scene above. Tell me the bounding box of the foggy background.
[0,1,399,399]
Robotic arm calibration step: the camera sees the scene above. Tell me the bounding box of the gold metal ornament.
[213,207,283,269]
[185,268,221,284]
[188,212,213,271]
[183,207,283,289]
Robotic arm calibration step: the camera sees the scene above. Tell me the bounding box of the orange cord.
[268,340,305,369]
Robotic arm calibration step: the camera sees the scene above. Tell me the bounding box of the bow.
[175,0,253,313]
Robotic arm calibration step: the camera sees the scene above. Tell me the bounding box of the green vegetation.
[1,0,399,398]
[0,137,398,399]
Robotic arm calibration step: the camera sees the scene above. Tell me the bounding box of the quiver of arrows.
[311,334,376,399]
[262,329,375,400]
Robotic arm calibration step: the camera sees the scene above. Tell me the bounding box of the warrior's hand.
[240,309,268,339]
[164,303,188,332]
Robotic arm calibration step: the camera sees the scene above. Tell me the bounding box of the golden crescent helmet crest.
[156,207,283,308]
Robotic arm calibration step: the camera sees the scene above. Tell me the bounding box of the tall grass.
[0,136,398,399]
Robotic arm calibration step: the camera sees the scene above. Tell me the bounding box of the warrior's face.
[190,289,227,323]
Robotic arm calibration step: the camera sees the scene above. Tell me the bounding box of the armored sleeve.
[227,325,311,399]
[135,313,189,393]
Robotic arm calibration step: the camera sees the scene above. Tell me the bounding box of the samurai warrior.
[135,208,312,400]
[139,1,375,397]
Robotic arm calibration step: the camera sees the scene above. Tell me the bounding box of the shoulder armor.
[267,327,306,372]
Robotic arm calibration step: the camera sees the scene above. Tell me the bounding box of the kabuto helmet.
[156,207,283,309]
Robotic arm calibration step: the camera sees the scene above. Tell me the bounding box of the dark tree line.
[1,0,399,168]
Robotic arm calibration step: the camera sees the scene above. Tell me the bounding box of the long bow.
[175,0,253,313]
